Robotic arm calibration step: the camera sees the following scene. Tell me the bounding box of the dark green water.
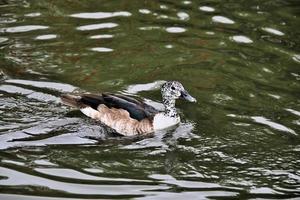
[0,0,300,199]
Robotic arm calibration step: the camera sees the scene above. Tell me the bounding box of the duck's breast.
[153,113,180,130]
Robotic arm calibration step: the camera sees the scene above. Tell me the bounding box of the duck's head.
[161,81,197,103]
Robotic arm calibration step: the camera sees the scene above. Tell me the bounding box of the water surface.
[0,0,300,199]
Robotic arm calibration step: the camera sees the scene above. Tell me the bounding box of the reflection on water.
[70,11,132,19]
[0,25,48,33]
[230,35,253,44]
[262,27,285,36]
[212,16,235,24]
[0,0,300,199]
[76,23,118,31]
[35,34,57,40]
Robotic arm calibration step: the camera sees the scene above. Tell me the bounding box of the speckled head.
[161,81,196,103]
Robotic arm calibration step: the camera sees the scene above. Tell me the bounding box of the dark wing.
[102,93,158,120]
[105,93,158,116]
[61,93,159,121]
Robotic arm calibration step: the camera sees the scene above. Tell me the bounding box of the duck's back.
[61,93,159,135]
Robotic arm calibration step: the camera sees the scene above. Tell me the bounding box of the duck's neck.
[162,98,178,118]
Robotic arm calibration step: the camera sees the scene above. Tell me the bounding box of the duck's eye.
[171,86,175,90]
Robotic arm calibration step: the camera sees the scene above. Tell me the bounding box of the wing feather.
[61,93,158,121]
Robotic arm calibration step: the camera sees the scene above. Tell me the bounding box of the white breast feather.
[153,113,180,130]
[80,107,99,119]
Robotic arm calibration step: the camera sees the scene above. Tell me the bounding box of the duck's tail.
[61,93,105,109]
[61,94,108,120]
[60,94,86,108]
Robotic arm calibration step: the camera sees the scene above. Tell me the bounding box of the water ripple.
[285,108,300,117]
[90,47,113,52]
[0,37,8,43]
[0,84,58,102]
[76,23,118,31]
[183,1,192,5]
[89,34,113,39]
[0,17,17,24]
[177,12,189,20]
[212,16,235,24]
[251,116,297,135]
[35,168,148,182]
[166,27,186,33]
[125,80,165,94]
[292,54,300,63]
[227,114,297,136]
[0,25,48,33]
[262,27,285,36]
[0,167,167,195]
[139,9,151,14]
[230,35,253,44]
[24,12,41,17]
[35,34,57,40]
[199,6,215,12]
[5,79,76,92]
[70,11,131,19]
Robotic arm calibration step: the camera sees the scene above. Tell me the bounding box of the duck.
[60,81,196,136]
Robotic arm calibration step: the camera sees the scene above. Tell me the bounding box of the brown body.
[61,94,156,136]
[86,104,153,136]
